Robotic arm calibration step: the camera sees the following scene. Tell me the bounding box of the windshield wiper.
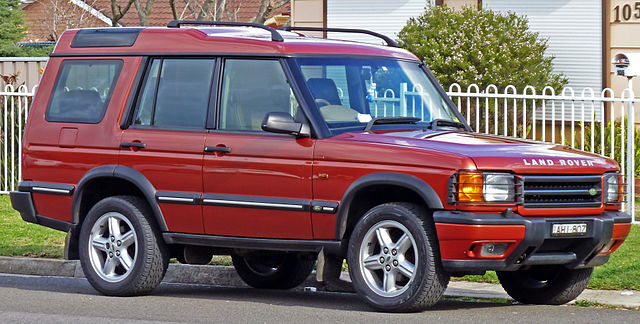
[363,117,421,131]
[428,119,468,131]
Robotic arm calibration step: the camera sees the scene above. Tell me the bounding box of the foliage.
[397,6,568,92]
[568,118,640,177]
[0,0,28,56]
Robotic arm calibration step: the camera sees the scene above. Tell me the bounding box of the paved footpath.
[0,256,638,309]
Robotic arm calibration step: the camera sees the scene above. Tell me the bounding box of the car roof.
[52,26,419,61]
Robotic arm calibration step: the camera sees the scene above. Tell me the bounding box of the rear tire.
[497,266,593,305]
[347,202,449,312]
[79,196,168,296]
[232,252,315,289]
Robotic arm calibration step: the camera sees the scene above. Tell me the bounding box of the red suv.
[10,21,632,312]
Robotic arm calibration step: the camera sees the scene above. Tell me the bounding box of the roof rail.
[167,20,284,42]
[278,26,400,48]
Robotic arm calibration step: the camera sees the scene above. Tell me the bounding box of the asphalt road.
[0,273,638,323]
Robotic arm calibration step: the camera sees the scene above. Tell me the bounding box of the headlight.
[456,171,515,203]
[604,173,623,203]
[484,173,516,202]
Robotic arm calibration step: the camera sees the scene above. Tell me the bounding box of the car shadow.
[0,273,514,313]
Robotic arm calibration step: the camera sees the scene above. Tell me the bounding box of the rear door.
[120,58,217,234]
[202,58,315,239]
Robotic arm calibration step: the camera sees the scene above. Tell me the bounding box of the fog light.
[480,243,509,257]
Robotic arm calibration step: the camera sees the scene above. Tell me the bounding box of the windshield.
[295,57,461,134]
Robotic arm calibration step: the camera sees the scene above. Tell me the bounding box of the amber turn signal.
[458,171,483,202]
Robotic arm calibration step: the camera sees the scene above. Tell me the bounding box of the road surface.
[0,273,637,323]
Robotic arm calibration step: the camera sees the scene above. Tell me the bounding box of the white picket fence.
[0,84,33,195]
[1,83,638,222]
[446,83,638,222]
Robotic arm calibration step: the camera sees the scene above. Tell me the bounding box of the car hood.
[341,129,618,174]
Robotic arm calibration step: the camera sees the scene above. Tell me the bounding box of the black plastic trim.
[10,190,76,232]
[18,181,75,196]
[204,146,231,153]
[279,26,400,47]
[120,142,146,149]
[167,20,284,42]
[71,28,143,48]
[163,233,341,254]
[10,191,38,224]
[205,58,221,130]
[202,193,311,212]
[72,165,168,231]
[36,216,76,232]
[156,191,202,205]
[335,172,443,239]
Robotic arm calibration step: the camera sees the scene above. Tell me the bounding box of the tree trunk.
[134,0,156,26]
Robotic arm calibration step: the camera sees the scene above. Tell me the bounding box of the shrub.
[397,6,568,92]
[570,119,640,177]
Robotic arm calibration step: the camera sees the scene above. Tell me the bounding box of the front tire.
[232,252,315,289]
[497,266,593,305]
[79,196,168,296]
[347,203,449,312]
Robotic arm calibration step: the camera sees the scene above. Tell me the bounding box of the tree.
[109,0,136,27]
[35,0,99,41]
[170,0,289,23]
[252,0,288,24]
[397,6,567,92]
[0,0,28,56]
[134,0,155,26]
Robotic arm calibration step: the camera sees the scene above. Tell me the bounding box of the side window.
[46,60,122,123]
[219,59,300,131]
[134,58,215,129]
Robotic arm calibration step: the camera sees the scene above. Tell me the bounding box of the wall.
[291,0,325,37]
[442,0,477,10]
[608,0,640,98]
[22,1,106,42]
[0,58,49,91]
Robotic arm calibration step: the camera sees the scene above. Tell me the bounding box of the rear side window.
[46,60,122,123]
[133,58,215,129]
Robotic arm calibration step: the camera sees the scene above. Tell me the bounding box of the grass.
[572,299,639,311]
[0,195,65,258]
[0,194,638,290]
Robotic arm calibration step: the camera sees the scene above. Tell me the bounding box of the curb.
[1,256,639,308]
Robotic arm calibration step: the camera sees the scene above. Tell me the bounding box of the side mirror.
[261,112,310,137]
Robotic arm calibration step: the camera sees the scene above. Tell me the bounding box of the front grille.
[521,175,602,208]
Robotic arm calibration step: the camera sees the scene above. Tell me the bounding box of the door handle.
[204,146,231,153]
[121,142,146,149]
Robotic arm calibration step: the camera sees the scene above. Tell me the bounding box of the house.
[21,0,290,42]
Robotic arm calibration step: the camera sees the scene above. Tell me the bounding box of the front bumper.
[433,210,632,274]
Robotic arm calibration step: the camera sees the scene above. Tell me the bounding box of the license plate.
[551,223,588,236]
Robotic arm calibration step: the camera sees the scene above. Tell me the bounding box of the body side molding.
[163,233,342,254]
